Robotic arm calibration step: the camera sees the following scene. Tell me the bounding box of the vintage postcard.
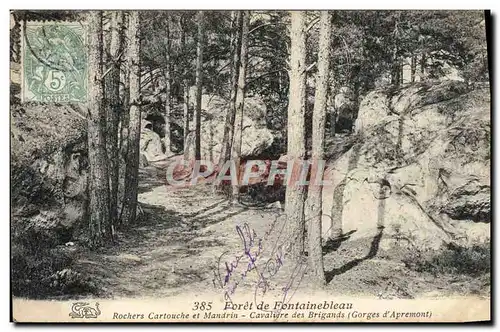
[10,10,491,323]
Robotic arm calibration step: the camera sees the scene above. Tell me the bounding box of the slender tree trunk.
[391,15,401,86]
[87,11,110,247]
[305,11,330,285]
[285,11,307,261]
[410,55,416,82]
[218,11,242,194]
[220,11,242,164]
[105,11,123,239]
[391,59,400,86]
[399,62,404,85]
[391,34,399,86]
[163,14,172,155]
[121,11,141,225]
[118,14,129,218]
[227,11,237,97]
[329,84,337,137]
[231,10,250,202]
[420,52,426,80]
[181,17,190,159]
[149,69,154,90]
[119,14,130,160]
[183,83,190,159]
[120,70,130,159]
[194,11,204,161]
[103,12,111,71]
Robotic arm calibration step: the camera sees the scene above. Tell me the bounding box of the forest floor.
[73,158,490,301]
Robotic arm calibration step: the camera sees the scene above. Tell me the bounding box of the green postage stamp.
[22,22,87,103]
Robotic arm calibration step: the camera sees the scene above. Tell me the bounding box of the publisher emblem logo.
[69,302,101,319]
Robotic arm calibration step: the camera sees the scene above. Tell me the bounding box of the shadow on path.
[183,199,227,218]
[322,229,357,255]
[191,206,250,228]
[325,227,384,283]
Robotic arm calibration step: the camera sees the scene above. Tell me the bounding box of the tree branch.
[248,22,287,35]
[101,66,113,80]
[303,61,317,74]
[305,17,320,33]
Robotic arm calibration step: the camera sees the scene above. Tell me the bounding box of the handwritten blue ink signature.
[212,214,307,316]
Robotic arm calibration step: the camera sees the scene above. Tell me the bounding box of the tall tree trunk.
[391,15,401,86]
[118,15,129,224]
[105,11,123,239]
[231,10,250,202]
[329,85,336,137]
[103,12,111,71]
[285,11,307,261]
[390,31,399,86]
[181,16,190,160]
[218,11,242,194]
[194,11,204,161]
[163,14,172,155]
[399,62,404,85]
[391,58,400,86]
[183,83,190,157]
[221,11,242,163]
[410,55,417,82]
[119,14,130,160]
[305,11,330,285]
[420,52,427,80]
[121,11,141,225]
[227,11,237,96]
[87,11,110,247]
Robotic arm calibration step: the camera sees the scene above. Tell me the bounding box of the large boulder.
[185,94,275,162]
[11,103,89,246]
[322,80,490,249]
[323,86,358,133]
[140,120,167,162]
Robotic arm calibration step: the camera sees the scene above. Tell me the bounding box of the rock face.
[327,86,358,133]
[185,94,275,162]
[140,120,167,162]
[322,80,490,249]
[11,104,89,246]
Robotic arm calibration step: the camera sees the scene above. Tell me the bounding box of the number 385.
[192,301,212,311]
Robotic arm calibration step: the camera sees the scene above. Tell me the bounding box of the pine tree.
[218,11,242,196]
[181,14,191,160]
[285,11,307,260]
[193,11,204,161]
[87,10,111,246]
[106,11,124,239]
[231,10,250,202]
[121,11,141,225]
[305,11,331,285]
[163,13,172,155]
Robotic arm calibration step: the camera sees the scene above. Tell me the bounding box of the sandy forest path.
[75,158,490,301]
[77,159,277,299]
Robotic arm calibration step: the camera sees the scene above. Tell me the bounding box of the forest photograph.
[10,10,490,311]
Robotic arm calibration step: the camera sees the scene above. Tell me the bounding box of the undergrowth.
[11,219,98,299]
[402,241,490,277]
